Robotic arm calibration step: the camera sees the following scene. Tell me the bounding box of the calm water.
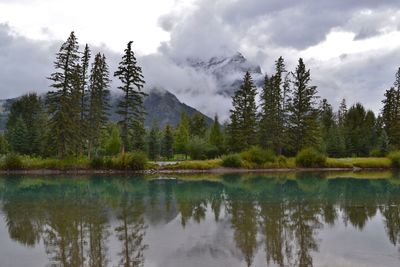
[1,172,400,267]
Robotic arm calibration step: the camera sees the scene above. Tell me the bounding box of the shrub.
[277,155,288,167]
[241,146,276,165]
[90,157,105,169]
[188,137,208,160]
[295,148,326,168]
[388,151,400,168]
[369,149,382,157]
[127,151,148,170]
[3,153,24,170]
[221,154,242,168]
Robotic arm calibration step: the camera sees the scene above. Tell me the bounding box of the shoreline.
[0,166,395,176]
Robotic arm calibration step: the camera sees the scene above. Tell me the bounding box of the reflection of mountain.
[1,174,400,266]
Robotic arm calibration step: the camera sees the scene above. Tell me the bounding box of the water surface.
[1,172,400,267]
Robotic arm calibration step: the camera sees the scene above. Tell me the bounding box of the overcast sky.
[1,0,400,118]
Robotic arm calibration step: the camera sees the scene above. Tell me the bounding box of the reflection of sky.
[1,205,400,267]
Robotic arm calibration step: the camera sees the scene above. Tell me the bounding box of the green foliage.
[88,53,110,157]
[188,137,208,160]
[6,93,47,155]
[209,115,224,154]
[382,69,400,149]
[369,149,382,157]
[287,58,320,154]
[241,146,276,165]
[147,122,161,160]
[46,31,82,157]
[259,57,287,153]
[90,156,105,169]
[388,151,400,168]
[228,72,258,152]
[127,151,148,170]
[162,124,174,159]
[189,112,208,138]
[0,134,8,155]
[104,125,122,155]
[3,154,24,170]
[221,154,243,168]
[295,148,326,168]
[114,41,146,152]
[174,113,190,156]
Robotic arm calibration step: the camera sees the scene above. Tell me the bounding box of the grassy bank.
[0,151,398,173]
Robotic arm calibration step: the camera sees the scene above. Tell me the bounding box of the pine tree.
[189,113,208,138]
[87,53,110,158]
[105,125,122,155]
[287,58,320,154]
[174,112,190,158]
[10,116,29,154]
[79,44,91,122]
[147,121,161,160]
[259,57,287,153]
[382,69,400,149]
[162,124,174,160]
[0,133,8,155]
[46,31,81,157]
[209,115,224,153]
[228,72,258,152]
[114,41,147,152]
[6,93,47,155]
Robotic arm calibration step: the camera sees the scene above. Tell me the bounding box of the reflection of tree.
[259,202,292,267]
[381,199,400,245]
[227,196,258,267]
[115,193,148,267]
[290,201,321,267]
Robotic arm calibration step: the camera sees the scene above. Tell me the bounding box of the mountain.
[188,52,264,96]
[0,88,213,131]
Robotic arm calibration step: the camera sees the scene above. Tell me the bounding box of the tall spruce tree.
[259,57,287,153]
[287,58,320,153]
[46,31,81,157]
[147,122,161,160]
[209,115,224,153]
[6,93,47,155]
[382,68,400,149]
[174,113,190,158]
[87,53,110,157]
[189,113,208,138]
[228,71,258,152]
[162,124,174,159]
[114,41,146,152]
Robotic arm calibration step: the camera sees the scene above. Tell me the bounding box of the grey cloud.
[0,23,57,98]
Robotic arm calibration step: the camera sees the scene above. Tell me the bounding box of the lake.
[1,172,400,267]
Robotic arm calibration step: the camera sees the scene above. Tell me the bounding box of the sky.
[1,0,400,119]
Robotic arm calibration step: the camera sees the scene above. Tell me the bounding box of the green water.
[1,172,400,267]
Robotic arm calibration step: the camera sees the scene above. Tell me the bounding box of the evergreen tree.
[9,116,29,154]
[46,31,81,157]
[104,125,122,155]
[88,53,110,157]
[209,115,224,154]
[344,103,376,156]
[382,68,400,149]
[147,122,161,160]
[189,112,208,138]
[377,130,390,156]
[6,93,47,155]
[0,133,8,155]
[174,113,190,158]
[80,44,91,120]
[287,58,320,154]
[228,72,258,152]
[162,124,174,160]
[259,57,287,153]
[114,41,146,152]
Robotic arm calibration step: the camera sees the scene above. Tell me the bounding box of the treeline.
[0,32,400,161]
[226,57,400,157]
